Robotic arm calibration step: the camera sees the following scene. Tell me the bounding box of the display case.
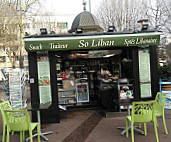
[56,54,77,105]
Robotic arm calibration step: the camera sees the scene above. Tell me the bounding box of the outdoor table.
[116,99,144,136]
[26,108,53,141]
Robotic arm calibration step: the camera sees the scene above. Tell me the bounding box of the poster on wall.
[162,91,171,109]
[139,49,152,98]
[37,53,52,109]
[140,83,152,98]
[76,83,89,103]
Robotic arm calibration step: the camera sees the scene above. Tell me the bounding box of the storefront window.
[56,49,133,108]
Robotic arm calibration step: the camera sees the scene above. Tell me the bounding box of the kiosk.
[24,31,160,123]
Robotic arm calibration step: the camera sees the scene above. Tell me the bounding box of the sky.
[38,0,103,15]
[35,0,103,29]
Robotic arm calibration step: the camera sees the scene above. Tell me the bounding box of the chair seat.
[126,116,131,121]
[155,111,162,117]
[31,123,39,131]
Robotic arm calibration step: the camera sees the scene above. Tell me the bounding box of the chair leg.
[154,121,159,142]
[156,117,158,127]
[139,123,141,128]
[29,130,33,142]
[20,131,22,142]
[37,124,41,142]
[7,127,10,142]
[126,118,128,138]
[131,123,134,142]
[162,114,168,134]
[144,123,147,136]
[22,131,25,142]
[2,125,6,142]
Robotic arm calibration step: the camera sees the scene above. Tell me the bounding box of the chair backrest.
[155,92,166,115]
[131,101,156,123]
[4,109,31,132]
[0,101,12,124]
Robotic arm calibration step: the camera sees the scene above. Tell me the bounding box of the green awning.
[24,32,160,52]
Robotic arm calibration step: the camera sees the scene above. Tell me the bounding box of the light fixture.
[108,26,116,32]
[25,32,29,36]
[141,24,148,31]
[50,31,56,34]
[76,27,82,33]
[137,19,149,31]
[40,28,47,35]
[103,54,115,58]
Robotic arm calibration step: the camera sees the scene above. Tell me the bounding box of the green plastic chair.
[155,92,168,134]
[126,101,159,142]
[4,109,40,142]
[0,101,12,142]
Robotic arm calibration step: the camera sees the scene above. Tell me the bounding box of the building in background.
[24,15,75,35]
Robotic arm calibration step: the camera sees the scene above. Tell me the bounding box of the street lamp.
[76,27,83,33]
[40,28,48,35]
[108,26,116,32]
[137,19,149,31]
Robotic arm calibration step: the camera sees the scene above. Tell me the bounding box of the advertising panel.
[37,52,52,109]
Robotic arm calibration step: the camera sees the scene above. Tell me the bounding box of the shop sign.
[24,32,160,52]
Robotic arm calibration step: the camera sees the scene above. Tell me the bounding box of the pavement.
[0,85,171,142]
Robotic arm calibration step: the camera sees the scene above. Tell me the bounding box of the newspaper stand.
[1,68,27,110]
[160,78,171,118]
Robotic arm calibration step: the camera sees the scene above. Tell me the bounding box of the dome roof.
[68,11,103,33]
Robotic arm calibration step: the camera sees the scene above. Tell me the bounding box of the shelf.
[75,71,87,74]
[71,65,85,67]
[61,96,75,98]
[160,82,171,84]
[58,89,75,92]
[118,84,133,87]
[57,78,62,81]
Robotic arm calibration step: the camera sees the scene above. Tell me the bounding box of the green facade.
[24,32,160,52]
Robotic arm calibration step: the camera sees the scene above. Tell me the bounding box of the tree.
[30,15,58,34]
[0,1,20,68]
[95,0,148,31]
[0,0,39,68]
[166,43,171,64]
[146,0,171,33]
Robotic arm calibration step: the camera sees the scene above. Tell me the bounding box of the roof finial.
[83,0,86,11]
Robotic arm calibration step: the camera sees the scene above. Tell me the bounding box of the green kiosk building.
[24,11,161,123]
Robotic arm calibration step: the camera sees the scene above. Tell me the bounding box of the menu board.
[139,50,151,82]
[140,83,152,98]
[138,49,152,98]
[37,53,52,109]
